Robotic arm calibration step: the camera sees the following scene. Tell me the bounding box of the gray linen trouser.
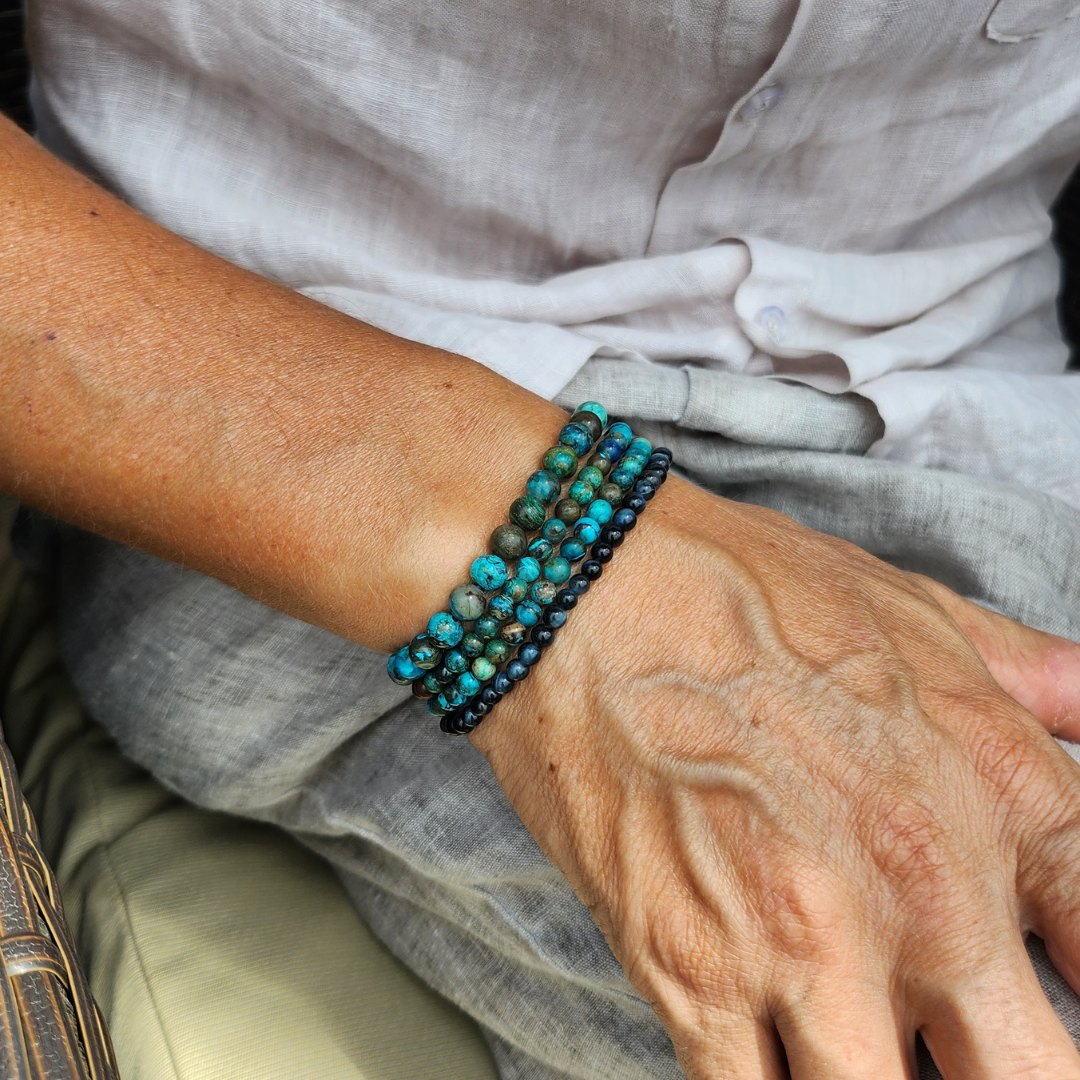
[51,360,1080,1080]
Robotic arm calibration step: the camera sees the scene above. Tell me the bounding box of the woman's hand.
[473,475,1080,1079]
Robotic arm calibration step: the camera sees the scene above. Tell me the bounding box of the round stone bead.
[519,643,542,667]
[488,593,516,621]
[543,557,571,584]
[647,452,671,468]
[620,455,645,478]
[555,589,578,611]
[613,507,638,531]
[581,559,603,581]
[557,422,594,458]
[559,538,586,563]
[510,495,547,532]
[574,517,601,544]
[569,410,603,440]
[525,469,562,505]
[472,656,497,683]
[568,479,595,506]
[641,469,666,488]
[568,574,590,596]
[516,556,541,583]
[531,625,555,648]
[471,699,491,716]
[461,633,485,658]
[432,664,456,686]
[437,687,467,713]
[543,607,568,629]
[599,526,624,547]
[577,465,605,490]
[412,679,435,699]
[554,499,581,525]
[506,659,530,682]
[576,401,609,428]
[530,580,558,605]
[427,697,448,716]
[598,482,623,504]
[408,634,442,670]
[591,542,614,563]
[443,649,469,675]
[474,614,501,640]
[480,686,503,707]
[586,498,613,525]
[471,554,509,591]
[503,577,529,603]
[633,479,656,501]
[484,639,511,664]
[610,467,636,492]
[528,538,554,563]
[427,611,464,648]
[623,493,646,514]
[490,523,528,560]
[500,621,527,646]
[387,647,424,685]
[456,671,481,697]
[542,446,578,478]
[652,446,673,460]
[516,600,543,627]
[449,583,487,621]
[541,518,568,543]
[607,421,634,447]
[493,671,514,695]
[596,437,624,463]
[586,453,612,475]
[627,437,653,459]
[422,672,446,695]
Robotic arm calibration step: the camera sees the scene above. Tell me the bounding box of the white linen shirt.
[26,0,1080,505]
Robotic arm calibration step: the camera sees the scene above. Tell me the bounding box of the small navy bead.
[622,493,647,514]
[462,708,482,729]
[506,659,530,682]
[439,714,456,733]
[471,699,491,716]
[544,607,568,629]
[432,665,455,686]
[480,686,503,707]
[581,559,603,581]
[519,643,542,666]
[568,574,590,595]
[599,526,624,547]
[641,469,665,488]
[633,480,656,501]
[555,589,578,611]
[591,542,614,563]
[493,671,514,695]
[652,446,673,460]
[531,625,555,647]
[612,508,637,531]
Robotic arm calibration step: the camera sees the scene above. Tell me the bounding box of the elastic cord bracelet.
[386,403,672,734]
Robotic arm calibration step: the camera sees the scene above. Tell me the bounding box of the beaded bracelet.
[386,403,672,734]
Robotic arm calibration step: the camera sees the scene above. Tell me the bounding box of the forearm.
[0,116,564,649]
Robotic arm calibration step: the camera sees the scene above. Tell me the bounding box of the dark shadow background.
[0,1,1076,363]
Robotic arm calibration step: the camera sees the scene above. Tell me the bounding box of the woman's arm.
[5,113,1080,1078]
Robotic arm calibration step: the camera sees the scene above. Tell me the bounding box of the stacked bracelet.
[386,402,672,735]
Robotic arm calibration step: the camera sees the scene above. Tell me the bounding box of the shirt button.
[755,306,787,344]
[737,85,785,121]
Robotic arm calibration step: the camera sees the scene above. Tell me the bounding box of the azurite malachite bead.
[543,557,571,584]
[557,422,594,458]
[577,465,605,490]
[596,438,624,463]
[460,633,485,658]
[542,446,578,478]
[427,611,464,648]
[586,498,613,525]
[456,672,481,697]
[627,437,652,459]
[471,554,509,591]
[516,600,542,626]
[530,580,558,605]
[573,517,601,544]
[598,482,623,504]
[586,453,612,475]
[500,621,527,646]
[510,495,547,532]
[568,480,595,506]
[610,468,636,492]
[488,593,516,621]
[607,421,633,447]
[555,498,581,525]
[503,577,528,603]
[474,615,501,640]
[559,539,586,563]
[387,647,423,685]
[525,469,562,505]
[516,556,541,583]
[541,518,567,543]
[472,657,497,683]
[490,523,528,560]
[484,639,511,664]
[422,671,445,695]
[527,538,553,562]
[449,583,486,621]
[409,634,442,670]
[443,649,469,675]
[569,410,603,440]
[576,400,608,427]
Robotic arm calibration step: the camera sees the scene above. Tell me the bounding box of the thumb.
[912,575,1080,742]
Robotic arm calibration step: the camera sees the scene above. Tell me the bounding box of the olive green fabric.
[0,500,497,1080]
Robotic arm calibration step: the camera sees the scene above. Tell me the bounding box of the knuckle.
[757,860,849,965]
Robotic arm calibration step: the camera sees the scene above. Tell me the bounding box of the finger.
[770,975,913,1080]
[912,932,1080,1079]
[668,1011,787,1080]
[913,574,1080,739]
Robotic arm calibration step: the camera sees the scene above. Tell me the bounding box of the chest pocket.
[985,0,1080,41]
